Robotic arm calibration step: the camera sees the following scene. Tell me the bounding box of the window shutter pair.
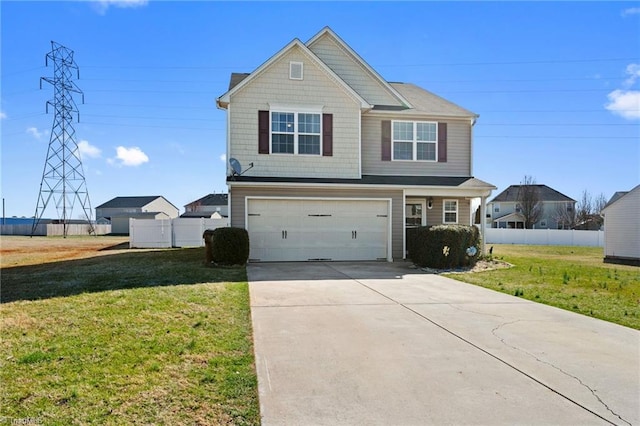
[258,111,333,156]
[380,120,447,162]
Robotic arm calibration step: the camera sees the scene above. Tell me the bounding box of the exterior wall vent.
[289,61,303,80]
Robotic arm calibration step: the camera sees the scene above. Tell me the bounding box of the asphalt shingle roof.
[96,196,164,209]
[228,175,495,189]
[388,83,477,118]
[490,185,575,203]
[186,193,229,207]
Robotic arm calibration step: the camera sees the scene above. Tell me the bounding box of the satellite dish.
[229,157,242,176]
[228,157,254,179]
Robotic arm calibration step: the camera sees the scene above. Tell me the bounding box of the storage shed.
[601,185,640,266]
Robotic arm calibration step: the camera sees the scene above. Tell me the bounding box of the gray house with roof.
[487,184,576,230]
[95,196,179,234]
[216,27,496,262]
[182,193,229,218]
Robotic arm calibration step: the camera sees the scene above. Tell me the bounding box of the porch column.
[480,195,487,255]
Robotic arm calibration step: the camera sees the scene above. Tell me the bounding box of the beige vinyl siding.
[143,198,179,218]
[603,187,640,260]
[308,36,402,107]
[229,45,361,179]
[230,185,404,260]
[408,197,472,226]
[361,114,472,176]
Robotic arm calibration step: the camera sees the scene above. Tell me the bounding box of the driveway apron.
[248,262,639,426]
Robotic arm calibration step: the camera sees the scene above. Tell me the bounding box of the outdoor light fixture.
[427,197,434,209]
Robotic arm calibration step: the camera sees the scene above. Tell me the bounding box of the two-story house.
[216,27,496,262]
[181,193,229,218]
[95,195,179,234]
[487,184,576,229]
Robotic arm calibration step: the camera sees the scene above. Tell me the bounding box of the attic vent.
[289,61,303,80]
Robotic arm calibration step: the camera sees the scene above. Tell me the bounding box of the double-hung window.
[443,200,458,224]
[392,120,437,161]
[271,111,321,155]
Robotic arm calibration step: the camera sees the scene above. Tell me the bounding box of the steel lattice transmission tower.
[32,41,95,237]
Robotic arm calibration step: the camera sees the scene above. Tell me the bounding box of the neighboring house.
[487,185,576,229]
[216,27,496,262]
[601,185,640,266]
[95,196,179,234]
[182,193,229,217]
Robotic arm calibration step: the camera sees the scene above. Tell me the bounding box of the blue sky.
[1,1,639,219]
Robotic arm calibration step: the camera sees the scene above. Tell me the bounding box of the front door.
[405,199,426,255]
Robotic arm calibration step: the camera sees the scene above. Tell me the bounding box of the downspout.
[480,194,487,256]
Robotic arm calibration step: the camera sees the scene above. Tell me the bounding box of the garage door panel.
[248,199,389,262]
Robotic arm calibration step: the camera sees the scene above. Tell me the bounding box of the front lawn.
[1,242,259,425]
[445,244,640,329]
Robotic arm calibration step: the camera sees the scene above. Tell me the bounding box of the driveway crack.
[492,321,631,426]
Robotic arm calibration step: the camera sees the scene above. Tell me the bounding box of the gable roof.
[602,184,640,211]
[386,83,477,118]
[492,212,525,223]
[228,73,250,91]
[185,193,229,207]
[217,38,371,110]
[489,185,575,203]
[305,26,412,108]
[96,196,167,209]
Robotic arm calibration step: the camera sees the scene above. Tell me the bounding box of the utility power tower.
[32,41,95,237]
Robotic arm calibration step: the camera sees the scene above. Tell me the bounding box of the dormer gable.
[306,27,412,109]
[217,38,371,110]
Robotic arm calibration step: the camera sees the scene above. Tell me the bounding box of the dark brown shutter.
[437,122,447,162]
[322,113,333,156]
[381,120,391,161]
[258,110,269,154]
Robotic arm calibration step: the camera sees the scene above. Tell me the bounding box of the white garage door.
[247,199,390,262]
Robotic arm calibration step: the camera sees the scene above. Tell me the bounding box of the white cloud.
[111,146,149,167]
[219,154,227,162]
[605,90,640,120]
[623,63,640,88]
[77,140,102,159]
[0,111,7,120]
[605,64,640,120]
[26,127,44,139]
[621,7,640,17]
[93,0,148,14]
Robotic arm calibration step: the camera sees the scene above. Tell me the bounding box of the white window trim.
[391,120,438,162]
[269,110,322,156]
[405,198,427,228]
[443,199,458,224]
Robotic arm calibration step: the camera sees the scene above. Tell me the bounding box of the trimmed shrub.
[203,227,249,266]
[408,225,480,269]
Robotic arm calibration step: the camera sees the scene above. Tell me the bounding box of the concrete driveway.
[248,262,639,426]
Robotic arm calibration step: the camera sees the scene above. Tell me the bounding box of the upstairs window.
[392,120,437,161]
[271,111,320,155]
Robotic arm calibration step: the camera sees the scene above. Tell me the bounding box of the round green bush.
[203,227,249,266]
[408,225,480,269]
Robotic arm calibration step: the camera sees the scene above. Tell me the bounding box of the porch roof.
[493,212,525,223]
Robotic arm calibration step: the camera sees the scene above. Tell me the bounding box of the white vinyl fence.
[130,218,229,248]
[0,224,111,236]
[485,228,604,247]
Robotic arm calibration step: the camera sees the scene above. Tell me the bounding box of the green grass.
[444,245,640,329]
[1,247,260,425]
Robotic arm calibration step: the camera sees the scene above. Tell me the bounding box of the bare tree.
[517,175,542,229]
[594,193,607,214]
[553,202,576,229]
[576,189,592,225]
